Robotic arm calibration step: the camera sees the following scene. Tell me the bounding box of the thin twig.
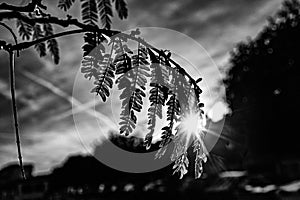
[0,22,25,179]
[9,51,26,180]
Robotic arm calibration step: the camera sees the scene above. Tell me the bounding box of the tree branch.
[9,28,200,97]
[0,11,80,27]
[12,29,86,51]
[0,11,120,36]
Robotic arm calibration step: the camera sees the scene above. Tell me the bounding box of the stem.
[9,51,26,180]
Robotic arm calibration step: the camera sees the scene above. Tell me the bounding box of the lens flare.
[175,111,206,148]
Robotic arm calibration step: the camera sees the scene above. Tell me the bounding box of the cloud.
[0,127,88,174]
[125,0,283,65]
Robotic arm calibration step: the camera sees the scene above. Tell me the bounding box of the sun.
[175,111,206,147]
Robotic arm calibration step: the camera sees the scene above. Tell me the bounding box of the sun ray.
[175,110,207,152]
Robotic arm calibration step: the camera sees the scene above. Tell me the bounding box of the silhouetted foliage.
[80,34,207,177]
[43,23,60,64]
[81,0,99,25]
[0,0,206,179]
[81,45,115,101]
[117,45,150,136]
[114,0,128,20]
[32,24,46,57]
[16,20,33,40]
[80,0,127,55]
[145,50,169,149]
[97,0,113,29]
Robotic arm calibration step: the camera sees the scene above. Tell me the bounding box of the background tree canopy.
[224,0,300,163]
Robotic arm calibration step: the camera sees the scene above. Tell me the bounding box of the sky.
[0,0,284,174]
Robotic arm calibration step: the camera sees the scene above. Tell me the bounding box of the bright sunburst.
[175,111,206,148]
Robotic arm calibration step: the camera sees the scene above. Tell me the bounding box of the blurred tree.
[224,0,300,163]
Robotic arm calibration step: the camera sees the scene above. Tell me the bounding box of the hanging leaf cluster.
[16,20,33,40]
[81,0,99,25]
[144,51,169,149]
[32,24,46,57]
[79,0,128,55]
[16,16,60,64]
[81,41,115,102]
[117,44,150,136]
[43,23,60,64]
[80,30,207,179]
[14,0,128,63]
[79,0,127,28]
